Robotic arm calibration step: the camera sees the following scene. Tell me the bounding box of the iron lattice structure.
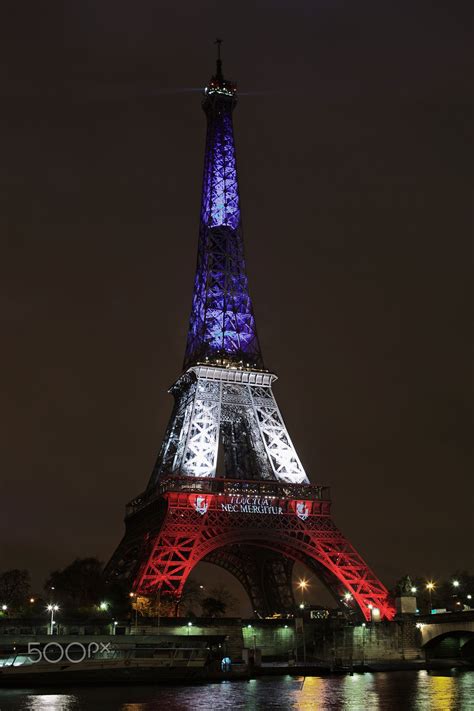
[105,52,395,622]
[184,64,262,371]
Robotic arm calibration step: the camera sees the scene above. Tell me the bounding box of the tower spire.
[183,49,264,370]
[215,37,223,81]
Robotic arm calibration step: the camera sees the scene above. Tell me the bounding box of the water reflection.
[416,671,460,711]
[0,671,472,711]
[25,695,77,710]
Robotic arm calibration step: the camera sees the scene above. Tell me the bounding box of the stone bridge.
[416,611,474,660]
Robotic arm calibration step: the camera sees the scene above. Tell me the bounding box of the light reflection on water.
[0,672,473,710]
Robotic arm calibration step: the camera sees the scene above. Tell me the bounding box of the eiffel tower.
[105,45,395,621]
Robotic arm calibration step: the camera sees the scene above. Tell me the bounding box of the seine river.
[0,672,473,710]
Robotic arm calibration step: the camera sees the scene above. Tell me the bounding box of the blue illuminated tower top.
[183,43,264,371]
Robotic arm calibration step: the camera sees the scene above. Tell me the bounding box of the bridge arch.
[423,630,474,661]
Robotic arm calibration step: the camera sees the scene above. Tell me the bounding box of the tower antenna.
[215,37,223,80]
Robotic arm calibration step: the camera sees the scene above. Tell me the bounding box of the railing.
[126,476,330,517]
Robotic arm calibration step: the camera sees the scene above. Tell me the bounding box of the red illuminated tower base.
[111,477,395,622]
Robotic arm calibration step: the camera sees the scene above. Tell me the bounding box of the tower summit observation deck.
[105,44,395,621]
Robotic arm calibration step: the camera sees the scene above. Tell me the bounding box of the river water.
[0,672,473,710]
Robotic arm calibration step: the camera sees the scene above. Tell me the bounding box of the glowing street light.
[426,582,436,613]
[47,604,59,635]
[411,587,417,594]
[452,580,460,588]
[297,578,309,608]
[344,592,353,602]
[99,601,109,611]
[1,605,7,612]
[29,598,35,604]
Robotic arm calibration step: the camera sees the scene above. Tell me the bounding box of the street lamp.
[411,587,417,594]
[297,579,309,608]
[129,592,139,628]
[47,604,59,635]
[344,592,353,602]
[99,601,109,611]
[452,580,460,588]
[426,582,436,613]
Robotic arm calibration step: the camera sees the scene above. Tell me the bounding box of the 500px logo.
[27,641,112,664]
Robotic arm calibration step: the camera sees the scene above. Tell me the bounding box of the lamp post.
[129,592,138,629]
[426,582,435,614]
[47,604,59,635]
[361,623,366,668]
[297,579,308,607]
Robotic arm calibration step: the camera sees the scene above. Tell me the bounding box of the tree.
[201,596,227,618]
[44,558,105,611]
[179,580,204,616]
[208,584,238,614]
[201,584,238,618]
[0,570,31,609]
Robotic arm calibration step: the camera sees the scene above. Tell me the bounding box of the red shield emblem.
[188,494,213,515]
[293,500,312,520]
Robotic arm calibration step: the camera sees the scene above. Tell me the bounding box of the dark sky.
[0,1,472,599]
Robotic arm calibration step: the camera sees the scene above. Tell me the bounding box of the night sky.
[1,1,472,601]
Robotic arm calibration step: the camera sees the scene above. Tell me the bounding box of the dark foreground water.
[0,672,473,711]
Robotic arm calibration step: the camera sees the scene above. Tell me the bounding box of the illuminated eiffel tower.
[105,44,395,621]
